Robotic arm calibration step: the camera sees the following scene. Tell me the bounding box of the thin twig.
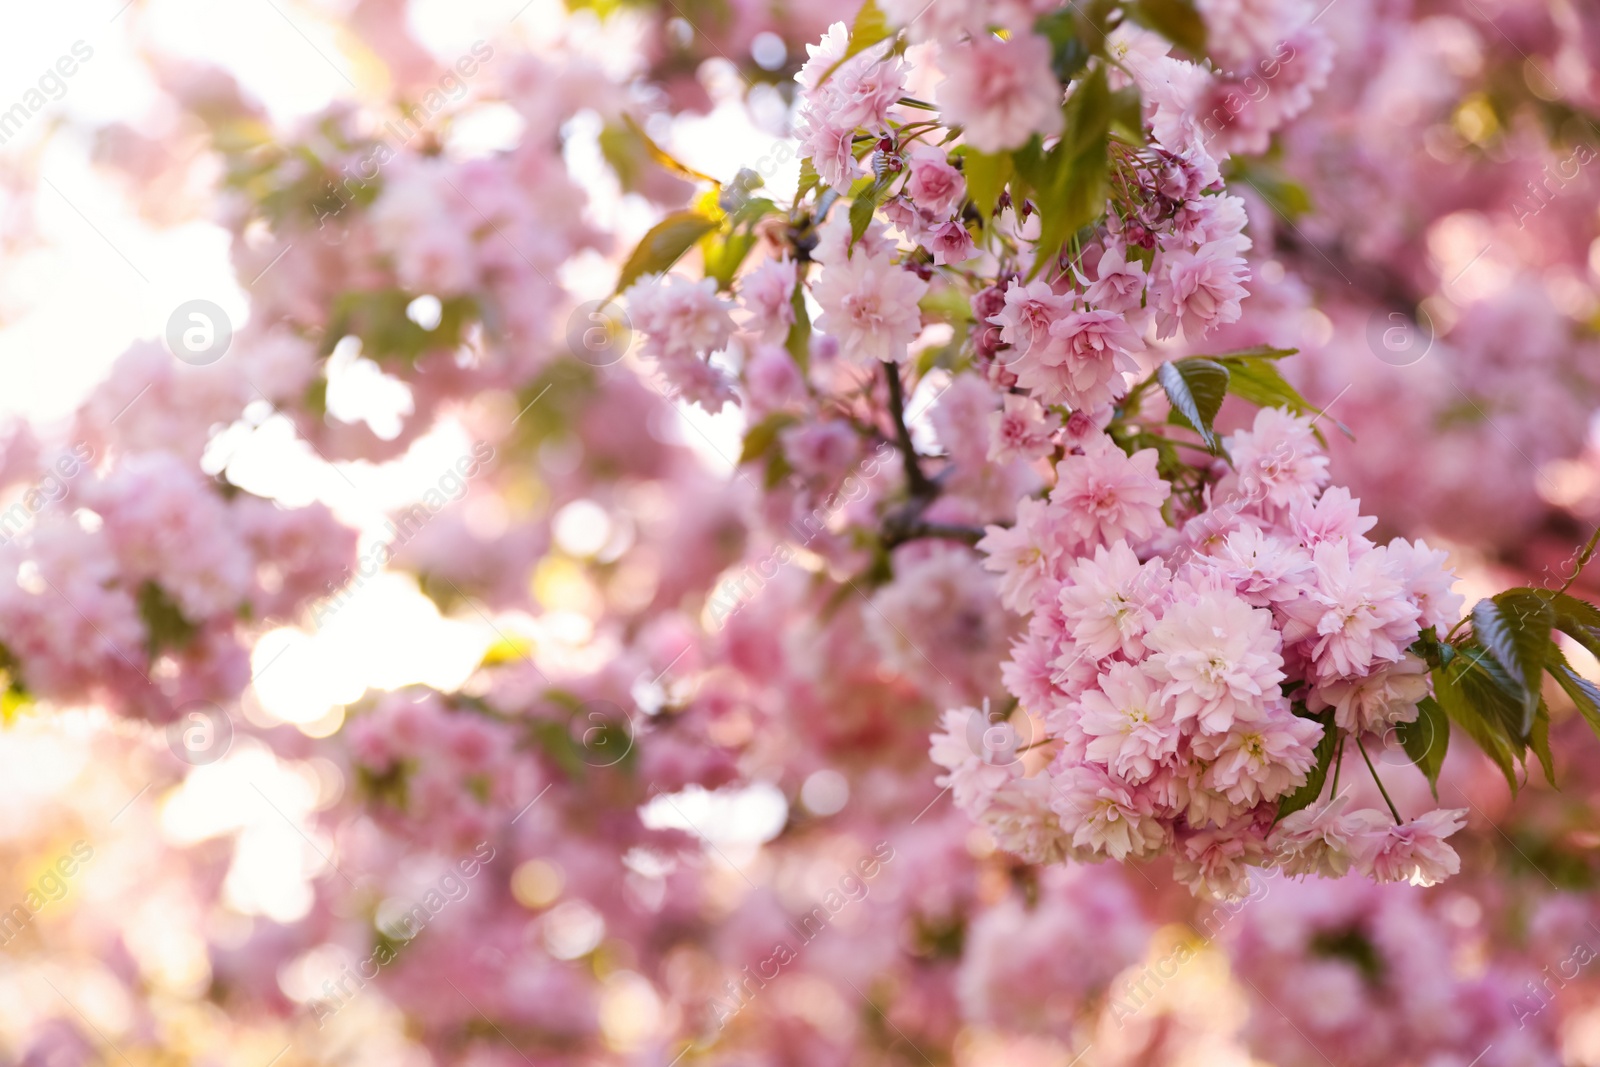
[1357,738,1403,825]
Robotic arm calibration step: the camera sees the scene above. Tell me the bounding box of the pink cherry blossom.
[1049,445,1171,548]
[937,33,1063,154]
[812,252,929,364]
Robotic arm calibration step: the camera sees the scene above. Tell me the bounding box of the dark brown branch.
[884,360,935,499]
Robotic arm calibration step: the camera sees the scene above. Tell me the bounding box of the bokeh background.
[3,1,1600,1065]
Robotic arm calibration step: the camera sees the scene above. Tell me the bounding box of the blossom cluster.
[934,406,1471,898]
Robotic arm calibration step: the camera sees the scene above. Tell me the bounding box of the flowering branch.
[884,360,934,499]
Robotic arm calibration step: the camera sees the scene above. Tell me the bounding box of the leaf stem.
[1559,523,1600,594]
[1357,738,1403,825]
[1329,734,1345,796]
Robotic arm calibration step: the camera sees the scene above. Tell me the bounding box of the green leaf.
[1276,709,1336,821]
[321,290,478,362]
[796,156,823,204]
[785,273,812,371]
[614,211,719,295]
[1547,647,1600,742]
[850,176,893,244]
[1530,700,1556,788]
[1397,695,1449,799]
[1211,345,1298,360]
[1433,654,1523,792]
[816,0,893,87]
[137,580,200,659]
[597,122,645,192]
[701,220,765,291]
[1033,8,1091,81]
[1024,66,1111,279]
[1227,158,1313,221]
[1472,591,1556,734]
[963,150,1012,220]
[1210,351,1347,444]
[739,412,799,466]
[1108,85,1143,141]
[1126,0,1206,56]
[1544,589,1600,661]
[620,113,719,185]
[1157,357,1229,451]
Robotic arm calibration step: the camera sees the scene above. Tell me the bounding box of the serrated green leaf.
[1157,357,1229,451]
[963,150,1012,220]
[614,211,719,295]
[1544,590,1600,661]
[1211,352,1345,445]
[1473,591,1556,734]
[1547,647,1600,742]
[1397,695,1449,799]
[1276,709,1336,821]
[1126,0,1206,55]
[1433,658,1521,792]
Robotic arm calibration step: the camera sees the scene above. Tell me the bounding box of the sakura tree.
[2,0,1600,1066]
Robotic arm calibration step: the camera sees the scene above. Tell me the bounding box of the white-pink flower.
[1270,795,1363,878]
[738,256,798,343]
[1288,486,1378,552]
[828,53,906,133]
[799,115,863,191]
[988,278,1069,356]
[988,393,1061,464]
[1079,661,1177,783]
[1385,537,1465,633]
[937,33,1063,154]
[1308,653,1430,734]
[1279,541,1421,682]
[1144,582,1285,733]
[930,705,1023,814]
[1195,701,1323,805]
[1153,241,1250,339]
[905,145,967,218]
[1206,524,1314,608]
[1050,762,1169,860]
[812,252,929,364]
[1032,308,1141,410]
[1225,406,1331,514]
[927,220,977,265]
[1084,242,1149,314]
[978,497,1069,613]
[624,272,735,360]
[1349,807,1467,887]
[1049,445,1171,549]
[1058,539,1170,660]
